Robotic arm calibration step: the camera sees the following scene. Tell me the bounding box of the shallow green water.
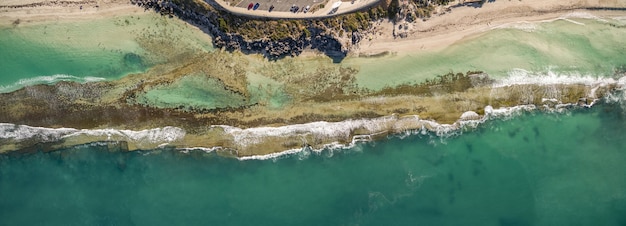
[348,18,626,89]
[0,23,144,92]
[0,13,214,93]
[2,102,625,226]
[135,74,249,110]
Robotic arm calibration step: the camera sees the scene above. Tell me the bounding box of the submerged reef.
[1,47,622,156]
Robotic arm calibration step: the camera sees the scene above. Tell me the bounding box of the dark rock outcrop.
[131,0,347,61]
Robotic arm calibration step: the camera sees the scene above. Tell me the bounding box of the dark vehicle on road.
[247,3,253,10]
[290,5,299,13]
[269,5,275,12]
[253,3,260,10]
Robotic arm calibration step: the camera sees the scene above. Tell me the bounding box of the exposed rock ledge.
[131,0,348,61]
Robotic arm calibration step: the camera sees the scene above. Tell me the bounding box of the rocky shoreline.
[2,68,622,156]
[131,0,349,61]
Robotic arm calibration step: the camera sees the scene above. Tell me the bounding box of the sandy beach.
[354,0,626,56]
[3,0,626,55]
[0,0,146,26]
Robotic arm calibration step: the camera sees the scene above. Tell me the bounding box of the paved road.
[214,0,380,19]
[235,0,323,13]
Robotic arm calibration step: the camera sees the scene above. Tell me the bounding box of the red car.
[248,3,254,10]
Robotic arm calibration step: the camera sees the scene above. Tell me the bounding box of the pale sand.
[354,0,626,56]
[2,0,626,55]
[0,0,146,26]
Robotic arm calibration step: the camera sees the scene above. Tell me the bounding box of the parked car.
[253,3,260,10]
[247,3,253,10]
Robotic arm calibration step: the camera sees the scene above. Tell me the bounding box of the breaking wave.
[0,124,185,145]
[495,68,620,87]
[2,73,625,161]
[493,12,614,32]
[227,73,626,161]
[0,74,106,93]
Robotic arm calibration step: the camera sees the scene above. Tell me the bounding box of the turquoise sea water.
[2,11,626,226]
[0,13,214,93]
[1,102,625,225]
[134,74,249,110]
[347,18,626,89]
[0,26,145,92]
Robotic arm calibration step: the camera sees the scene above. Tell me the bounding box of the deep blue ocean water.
[2,103,625,226]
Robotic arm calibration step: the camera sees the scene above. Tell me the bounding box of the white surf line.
[562,18,586,25]
[494,68,621,87]
[3,73,624,159]
[233,105,534,161]
[0,74,107,93]
[491,11,614,32]
[495,11,622,33]
[178,146,223,154]
[0,124,185,144]
[0,123,78,141]
[563,11,610,23]
[237,148,305,161]
[217,115,397,148]
[233,74,626,161]
[491,21,538,32]
[66,126,185,143]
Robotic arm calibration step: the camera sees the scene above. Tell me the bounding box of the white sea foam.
[178,147,222,153]
[233,110,497,161]
[492,21,538,32]
[494,12,601,33]
[0,123,185,144]
[237,138,369,161]
[542,98,560,103]
[493,12,610,32]
[62,126,186,143]
[238,148,304,161]
[4,71,625,160]
[613,16,626,23]
[460,111,481,120]
[618,76,626,87]
[484,105,536,118]
[604,77,626,104]
[224,106,535,161]
[494,68,618,87]
[562,18,586,26]
[0,74,106,93]
[535,12,611,25]
[0,123,78,141]
[218,115,397,147]
[562,12,609,23]
[229,83,626,161]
